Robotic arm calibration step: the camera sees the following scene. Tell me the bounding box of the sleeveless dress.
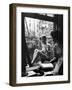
[53,43,63,75]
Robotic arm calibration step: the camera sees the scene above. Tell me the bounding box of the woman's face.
[54,42,63,57]
[42,40,46,44]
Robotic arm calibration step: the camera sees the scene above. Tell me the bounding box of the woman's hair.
[40,36,47,44]
[51,30,63,45]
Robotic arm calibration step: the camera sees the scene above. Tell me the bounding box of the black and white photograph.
[9,4,70,86]
[21,13,63,77]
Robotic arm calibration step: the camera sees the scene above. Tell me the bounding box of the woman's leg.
[31,49,40,64]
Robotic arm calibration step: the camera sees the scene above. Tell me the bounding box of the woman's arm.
[50,57,56,63]
[51,57,63,75]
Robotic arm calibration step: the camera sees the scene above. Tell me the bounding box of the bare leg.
[32,49,49,64]
[31,49,41,64]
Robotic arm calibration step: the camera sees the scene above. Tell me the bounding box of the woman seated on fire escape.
[31,35,51,65]
[31,30,63,76]
[44,30,63,75]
